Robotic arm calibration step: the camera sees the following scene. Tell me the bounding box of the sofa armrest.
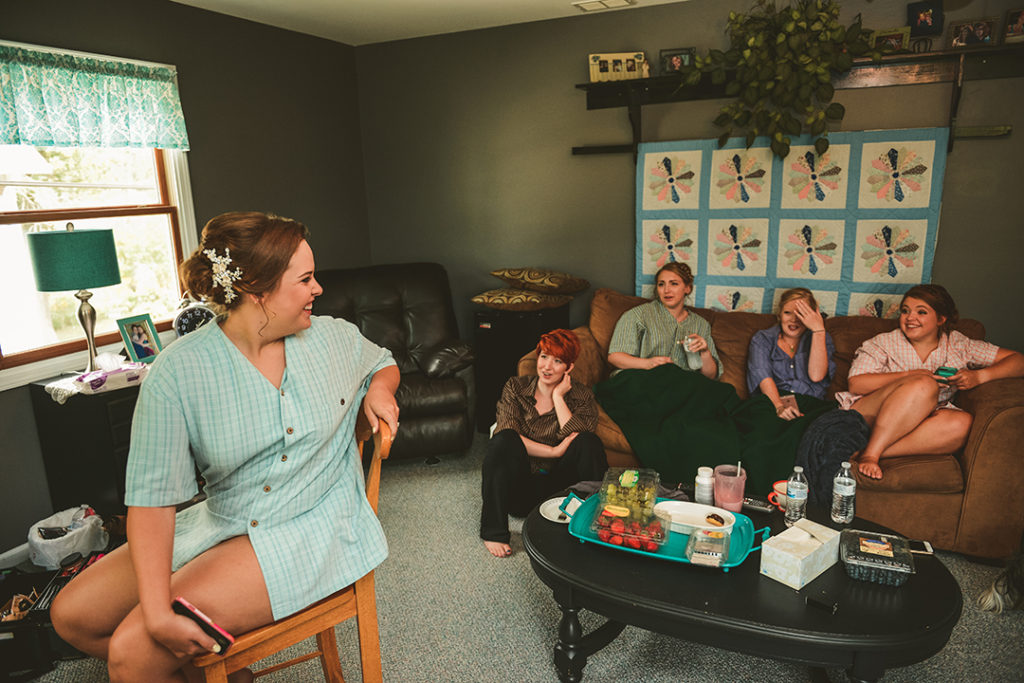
[417,340,475,379]
[952,377,1024,558]
[517,326,607,387]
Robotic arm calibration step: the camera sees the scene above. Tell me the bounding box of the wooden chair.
[193,410,393,683]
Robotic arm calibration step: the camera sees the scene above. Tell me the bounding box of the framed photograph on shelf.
[588,52,648,82]
[871,26,912,52]
[949,17,1000,48]
[1004,8,1024,44]
[117,313,163,364]
[659,47,696,75]
[907,1,943,37]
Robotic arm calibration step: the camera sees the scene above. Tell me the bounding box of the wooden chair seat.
[193,410,392,682]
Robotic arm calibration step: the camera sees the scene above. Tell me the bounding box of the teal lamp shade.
[27,228,122,291]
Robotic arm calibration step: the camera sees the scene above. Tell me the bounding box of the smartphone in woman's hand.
[171,596,235,654]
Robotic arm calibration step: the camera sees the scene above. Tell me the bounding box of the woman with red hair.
[480,329,607,557]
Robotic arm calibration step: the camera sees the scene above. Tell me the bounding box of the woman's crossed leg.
[851,373,972,479]
[51,535,273,683]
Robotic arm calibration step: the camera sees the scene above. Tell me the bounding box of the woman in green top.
[607,262,721,379]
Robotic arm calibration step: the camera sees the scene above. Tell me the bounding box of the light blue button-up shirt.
[125,315,395,618]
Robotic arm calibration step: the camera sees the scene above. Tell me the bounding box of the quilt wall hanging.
[635,127,949,318]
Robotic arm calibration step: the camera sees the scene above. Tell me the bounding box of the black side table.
[473,304,570,432]
[29,377,140,517]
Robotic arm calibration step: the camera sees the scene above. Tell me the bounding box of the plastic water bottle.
[694,467,715,506]
[830,461,856,524]
[785,466,809,527]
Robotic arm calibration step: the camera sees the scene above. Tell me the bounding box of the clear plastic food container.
[591,468,666,553]
[597,468,660,519]
[840,529,916,586]
[590,503,670,553]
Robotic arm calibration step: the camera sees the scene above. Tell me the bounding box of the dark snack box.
[840,529,915,586]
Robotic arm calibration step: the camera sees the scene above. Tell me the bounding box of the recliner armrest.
[417,340,475,379]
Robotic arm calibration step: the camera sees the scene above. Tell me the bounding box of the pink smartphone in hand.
[171,596,235,654]
[779,395,799,411]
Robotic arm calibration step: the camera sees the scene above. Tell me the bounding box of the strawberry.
[610,535,623,545]
[597,529,611,542]
[625,536,642,549]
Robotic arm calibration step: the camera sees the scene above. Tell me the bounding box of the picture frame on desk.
[116,313,162,364]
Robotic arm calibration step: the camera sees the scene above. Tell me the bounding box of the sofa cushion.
[855,454,964,494]
[395,373,468,417]
[595,403,633,455]
[490,267,590,295]
[314,263,461,375]
[708,310,775,397]
[589,288,647,353]
[471,287,572,311]
[417,340,474,379]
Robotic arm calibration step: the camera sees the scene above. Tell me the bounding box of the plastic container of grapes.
[596,468,661,517]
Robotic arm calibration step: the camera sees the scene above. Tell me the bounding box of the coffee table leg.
[847,652,884,683]
[551,592,628,683]
[554,605,586,682]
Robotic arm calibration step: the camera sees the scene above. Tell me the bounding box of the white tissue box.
[759,518,840,589]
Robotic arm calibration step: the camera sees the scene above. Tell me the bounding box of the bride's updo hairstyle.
[180,211,309,311]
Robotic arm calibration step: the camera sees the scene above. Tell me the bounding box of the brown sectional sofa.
[519,288,1024,559]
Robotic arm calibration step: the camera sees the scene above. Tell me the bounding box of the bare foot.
[484,541,512,557]
[856,454,883,480]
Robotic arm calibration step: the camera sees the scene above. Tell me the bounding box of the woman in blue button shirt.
[746,287,835,420]
[51,212,399,683]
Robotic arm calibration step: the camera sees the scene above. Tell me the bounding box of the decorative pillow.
[471,288,572,311]
[490,267,590,295]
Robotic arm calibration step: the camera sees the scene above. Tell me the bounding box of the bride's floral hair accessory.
[203,247,243,303]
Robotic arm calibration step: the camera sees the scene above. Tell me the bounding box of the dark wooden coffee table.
[523,504,962,682]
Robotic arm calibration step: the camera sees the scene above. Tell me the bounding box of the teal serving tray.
[559,493,770,572]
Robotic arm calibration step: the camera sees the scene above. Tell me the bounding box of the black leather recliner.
[312,262,475,461]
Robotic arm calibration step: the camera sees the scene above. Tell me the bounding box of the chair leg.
[202,660,230,683]
[315,626,346,683]
[354,573,383,683]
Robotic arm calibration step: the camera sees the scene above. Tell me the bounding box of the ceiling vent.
[572,0,637,12]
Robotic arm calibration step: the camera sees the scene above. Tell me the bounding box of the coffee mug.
[767,480,787,511]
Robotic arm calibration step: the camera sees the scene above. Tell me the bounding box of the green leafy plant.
[682,0,879,158]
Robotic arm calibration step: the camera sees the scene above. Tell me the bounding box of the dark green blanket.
[593,365,834,494]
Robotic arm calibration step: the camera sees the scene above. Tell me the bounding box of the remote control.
[742,496,775,513]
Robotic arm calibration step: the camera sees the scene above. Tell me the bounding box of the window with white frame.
[0,42,196,383]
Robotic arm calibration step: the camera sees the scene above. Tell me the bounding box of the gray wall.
[1,0,368,549]
[356,0,1024,349]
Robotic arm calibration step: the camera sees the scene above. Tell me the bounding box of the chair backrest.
[356,408,393,513]
[313,263,461,375]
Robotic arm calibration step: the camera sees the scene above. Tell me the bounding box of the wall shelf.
[573,43,1024,157]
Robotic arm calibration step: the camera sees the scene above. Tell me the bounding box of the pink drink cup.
[713,465,746,513]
